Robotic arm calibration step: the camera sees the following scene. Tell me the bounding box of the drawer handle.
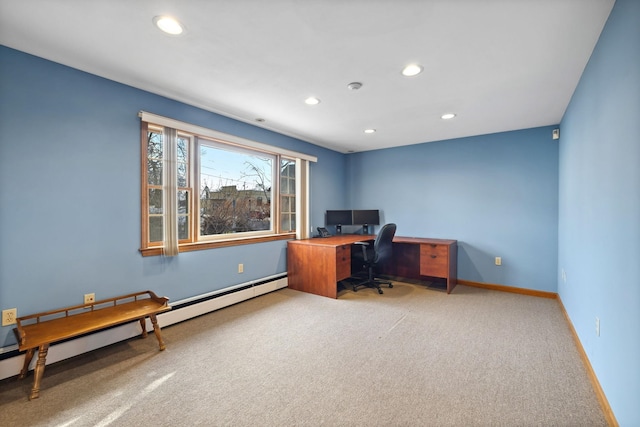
[430,255,437,259]
[430,244,437,248]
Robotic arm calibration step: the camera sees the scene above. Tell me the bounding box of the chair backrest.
[373,223,397,264]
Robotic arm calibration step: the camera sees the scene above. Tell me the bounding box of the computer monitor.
[326,210,353,233]
[352,209,379,234]
[352,209,379,225]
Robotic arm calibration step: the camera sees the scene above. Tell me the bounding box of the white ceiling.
[0,0,615,153]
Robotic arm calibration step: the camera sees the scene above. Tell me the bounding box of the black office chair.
[350,223,397,294]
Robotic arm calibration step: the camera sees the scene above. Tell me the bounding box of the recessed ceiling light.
[347,82,363,90]
[153,16,184,35]
[402,64,423,77]
[364,129,376,134]
[304,97,321,105]
[441,113,456,120]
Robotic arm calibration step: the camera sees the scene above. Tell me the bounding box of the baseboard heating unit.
[0,274,288,381]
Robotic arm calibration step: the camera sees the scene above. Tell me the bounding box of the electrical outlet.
[495,256,502,266]
[596,317,600,337]
[84,293,95,305]
[2,308,17,326]
[238,263,244,273]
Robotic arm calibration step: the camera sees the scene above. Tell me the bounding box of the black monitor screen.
[352,209,380,225]
[326,210,353,225]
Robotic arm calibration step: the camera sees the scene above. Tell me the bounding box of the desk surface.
[288,234,375,247]
[290,235,456,246]
[393,236,457,245]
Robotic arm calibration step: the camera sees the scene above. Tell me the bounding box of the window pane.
[178,216,189,240]
[177,136,189,187]
[149,189,163,214]
[147,132,163,159]
[199,142,273,236]
[282,159,295,178]
[281,215,289,231]
[178,163,187,187]
[177,138,188,162]
[147,160,163,186]
[281,213,296,232]
[178,190,189,214]
[147,131,163,186]
[149,216,163,242]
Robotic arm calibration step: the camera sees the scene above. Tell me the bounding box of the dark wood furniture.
[13,290,171,399]
[380,237,458,294]
[287,235,457,298]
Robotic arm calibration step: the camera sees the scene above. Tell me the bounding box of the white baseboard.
[0,276,287,381]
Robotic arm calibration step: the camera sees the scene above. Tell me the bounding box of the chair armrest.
[353,241,370,261]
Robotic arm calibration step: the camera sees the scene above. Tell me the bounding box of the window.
[139,112,315,256]
[199,139,276,237]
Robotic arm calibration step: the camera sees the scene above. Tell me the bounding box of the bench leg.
[139,318,148,338]
[30,343,49,400]
[18,348,36,379]
[149,314,166,351]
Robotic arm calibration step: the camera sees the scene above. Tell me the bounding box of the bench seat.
[13,290,171,399]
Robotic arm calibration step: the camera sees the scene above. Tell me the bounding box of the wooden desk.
[287,235,457,298]
[380,237,458,294]
[287,235,375,298]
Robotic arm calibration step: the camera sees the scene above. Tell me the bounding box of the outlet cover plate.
[2,308,17,326]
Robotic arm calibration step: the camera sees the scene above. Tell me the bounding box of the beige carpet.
[0,283,606,426]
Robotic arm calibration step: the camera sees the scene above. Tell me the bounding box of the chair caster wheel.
[378,289,383,294]
[389,284,393,288]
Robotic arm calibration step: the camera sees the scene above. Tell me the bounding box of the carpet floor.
[0,283,607,426]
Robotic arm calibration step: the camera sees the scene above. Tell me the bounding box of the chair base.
[351,276,394,294]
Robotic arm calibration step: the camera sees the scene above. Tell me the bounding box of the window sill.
[139,233,296,257]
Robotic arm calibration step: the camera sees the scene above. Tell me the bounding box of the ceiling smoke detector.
[347,82,363,90]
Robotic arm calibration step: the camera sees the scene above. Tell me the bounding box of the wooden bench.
[13,290,171,399]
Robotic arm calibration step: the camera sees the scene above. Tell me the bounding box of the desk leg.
[149,314,166,351]
[30,343,49,400]
[18,348,35,379]
[139,318,148,338]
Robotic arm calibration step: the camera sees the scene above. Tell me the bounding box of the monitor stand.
[336,224,342,234]
[362,224,369,234]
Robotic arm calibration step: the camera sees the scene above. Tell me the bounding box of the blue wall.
[347,127,559,292]
[0,46,345,347]
[558,0,640,424]
[2,1,639,419]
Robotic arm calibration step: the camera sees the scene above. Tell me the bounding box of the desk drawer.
[420,244,448,278]
[336,245,351,281]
